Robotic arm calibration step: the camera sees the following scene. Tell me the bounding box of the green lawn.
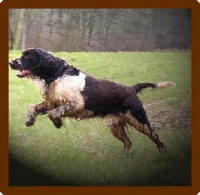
[9,50,191,186]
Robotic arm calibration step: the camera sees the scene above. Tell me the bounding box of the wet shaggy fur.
[9,48,175,152]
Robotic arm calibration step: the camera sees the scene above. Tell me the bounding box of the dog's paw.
[158,143,167,152]
[25,120,34,126]
[52,118,63,128]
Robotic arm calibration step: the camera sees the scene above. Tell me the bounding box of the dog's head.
[9,48,67,82]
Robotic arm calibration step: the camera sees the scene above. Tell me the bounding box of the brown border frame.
[1,0,199,194]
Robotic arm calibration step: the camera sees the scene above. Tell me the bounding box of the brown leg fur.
[48,105,75,128]
[125,112,166,150]
[108,116,132,152]
[26,102,48,126]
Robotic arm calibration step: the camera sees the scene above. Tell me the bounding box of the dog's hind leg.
[108,117,132,152]
[48,104,75,128]
[26,102,48,126]
[127,112,166,151]
[127,100,166,151]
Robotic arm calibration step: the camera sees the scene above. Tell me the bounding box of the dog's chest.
[45,72,86,109]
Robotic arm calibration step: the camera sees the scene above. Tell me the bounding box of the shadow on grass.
[9,154,67,186]
[9,147,191,186]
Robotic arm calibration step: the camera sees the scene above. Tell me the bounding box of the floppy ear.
[34,48,58,67]
[35,49,67,76]
[34,48,47,65]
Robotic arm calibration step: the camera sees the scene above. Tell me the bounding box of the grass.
[9,50,191,186]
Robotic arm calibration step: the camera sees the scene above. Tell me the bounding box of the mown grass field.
[9,50,191,186]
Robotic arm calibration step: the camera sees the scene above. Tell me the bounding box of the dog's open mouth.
[17,69,32,78]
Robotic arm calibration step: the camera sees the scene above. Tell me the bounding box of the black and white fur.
[9,48,175,152]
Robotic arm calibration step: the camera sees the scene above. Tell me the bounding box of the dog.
[9,48,175,152]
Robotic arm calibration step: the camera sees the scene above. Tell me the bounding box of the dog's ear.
[33,48,47,65]
[29,48,56,67]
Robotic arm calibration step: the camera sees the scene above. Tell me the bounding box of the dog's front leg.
[48,104,75,128]
[26,102,48,126]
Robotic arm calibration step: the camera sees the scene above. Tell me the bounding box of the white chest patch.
[46,72,86,109]
[56,72,86,92]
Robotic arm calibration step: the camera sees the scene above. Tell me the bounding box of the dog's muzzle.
[9,59,32,78]
[9,59,22,70]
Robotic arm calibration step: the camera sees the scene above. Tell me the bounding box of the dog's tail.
[133,81,176,94]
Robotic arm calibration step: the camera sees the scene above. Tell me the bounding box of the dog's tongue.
[17,70,31,78]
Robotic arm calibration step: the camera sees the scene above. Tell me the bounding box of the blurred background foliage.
[9,9,191,52]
